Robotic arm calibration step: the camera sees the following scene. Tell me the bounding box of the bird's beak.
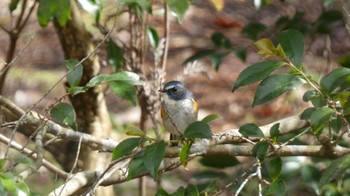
[159,89,165,93]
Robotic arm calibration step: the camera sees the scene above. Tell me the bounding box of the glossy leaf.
[166,0,189,20]
[331,118,342,133]
[320,67,350,95]
[107,39,124,70]
[253,74,305,107]
[124,126,145,136]
[319,155,350,188]
[183,121,212,139]
[310,95,327,107]
[267,157,282,180]
[278,29,304,66]
[201,114,221,123]
[127,152,147,180]
[0,172,17,195]
[50,103,76,128]
[65,59,83,87]
[112,137,145,160]
[255,38,278,59]
[86,71,140,87]
[155,188,170,196]
[270,123,280,143]
[242,22,267,41]
[232,61,286,92]
[199,155,240,168]
[110,81,137,105]
[302,90,315,102]
[310,107,334,134]
[252,141,270,161]
[180,142,192,166]
[238,123,264,138]
[144,141,167,180]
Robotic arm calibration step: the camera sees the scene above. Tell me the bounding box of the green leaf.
[338,54,350,68]
[211,32,232,49]
[242,22,267,41]
[0,159,8,171]
[315,10,342,34]
[166,0,189,20]
[109,81,137,106]
[0,172,17,195]
[300,107,316,120]
[238,123,264,138]
[9,0,20,12]
[184,50,216,64]
[266,179,286,196]
[112,137,145,160]
[15,154,36,169]
[180,142,192,166]
[252,141,270,161]
[301,164,321,183]
[127,152,147,180]
[184,184,199,196]
[310,107,334,134]
[331,118,342,133]
[302,90,315,102]
[183,121,212,139]
[253,74,305,107]
[147,27,160,49]
[267,157,282,180]
[155,188,170,196]
[144,141,167,180]
[278,29,304,66]
[319,155,350,188]
[270,123,280,143]
[86,71,141,88]
[211,51,229,71]
[201,114,221,123]
[37,0,71,27]
[320,67,350,95]
[124,126,145,136]
[232,61,286,92]
[192,170,228,179]
[107,39,124,70]
[50,103,76,128]
[310,95,327,107]
[65,59,83,87]
[199,155,240,168]
[69,86,87,95]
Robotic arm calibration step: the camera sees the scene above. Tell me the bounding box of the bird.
[159,81,198,144]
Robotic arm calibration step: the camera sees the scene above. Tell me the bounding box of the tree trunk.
[53,1,113,195]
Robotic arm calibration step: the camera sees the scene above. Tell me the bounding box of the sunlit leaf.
[239,123,264,138]
[112,137,145,160]
[65,59,83,87]
[254,38,278,59]
[278,29,304,66]
[210,0,224,11]
[166,0,189,20]
[253,74,305,107]
[86,71,141,87]
[110,81,137,105]
[252,141,270,161]
[183,121,212,139]
[124,126,145,136]
[144,141,167,180]
[180,142,192,166]
[232,61,286,92]
[50,103,76,128]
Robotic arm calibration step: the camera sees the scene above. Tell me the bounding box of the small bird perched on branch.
[159,81,198,144]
